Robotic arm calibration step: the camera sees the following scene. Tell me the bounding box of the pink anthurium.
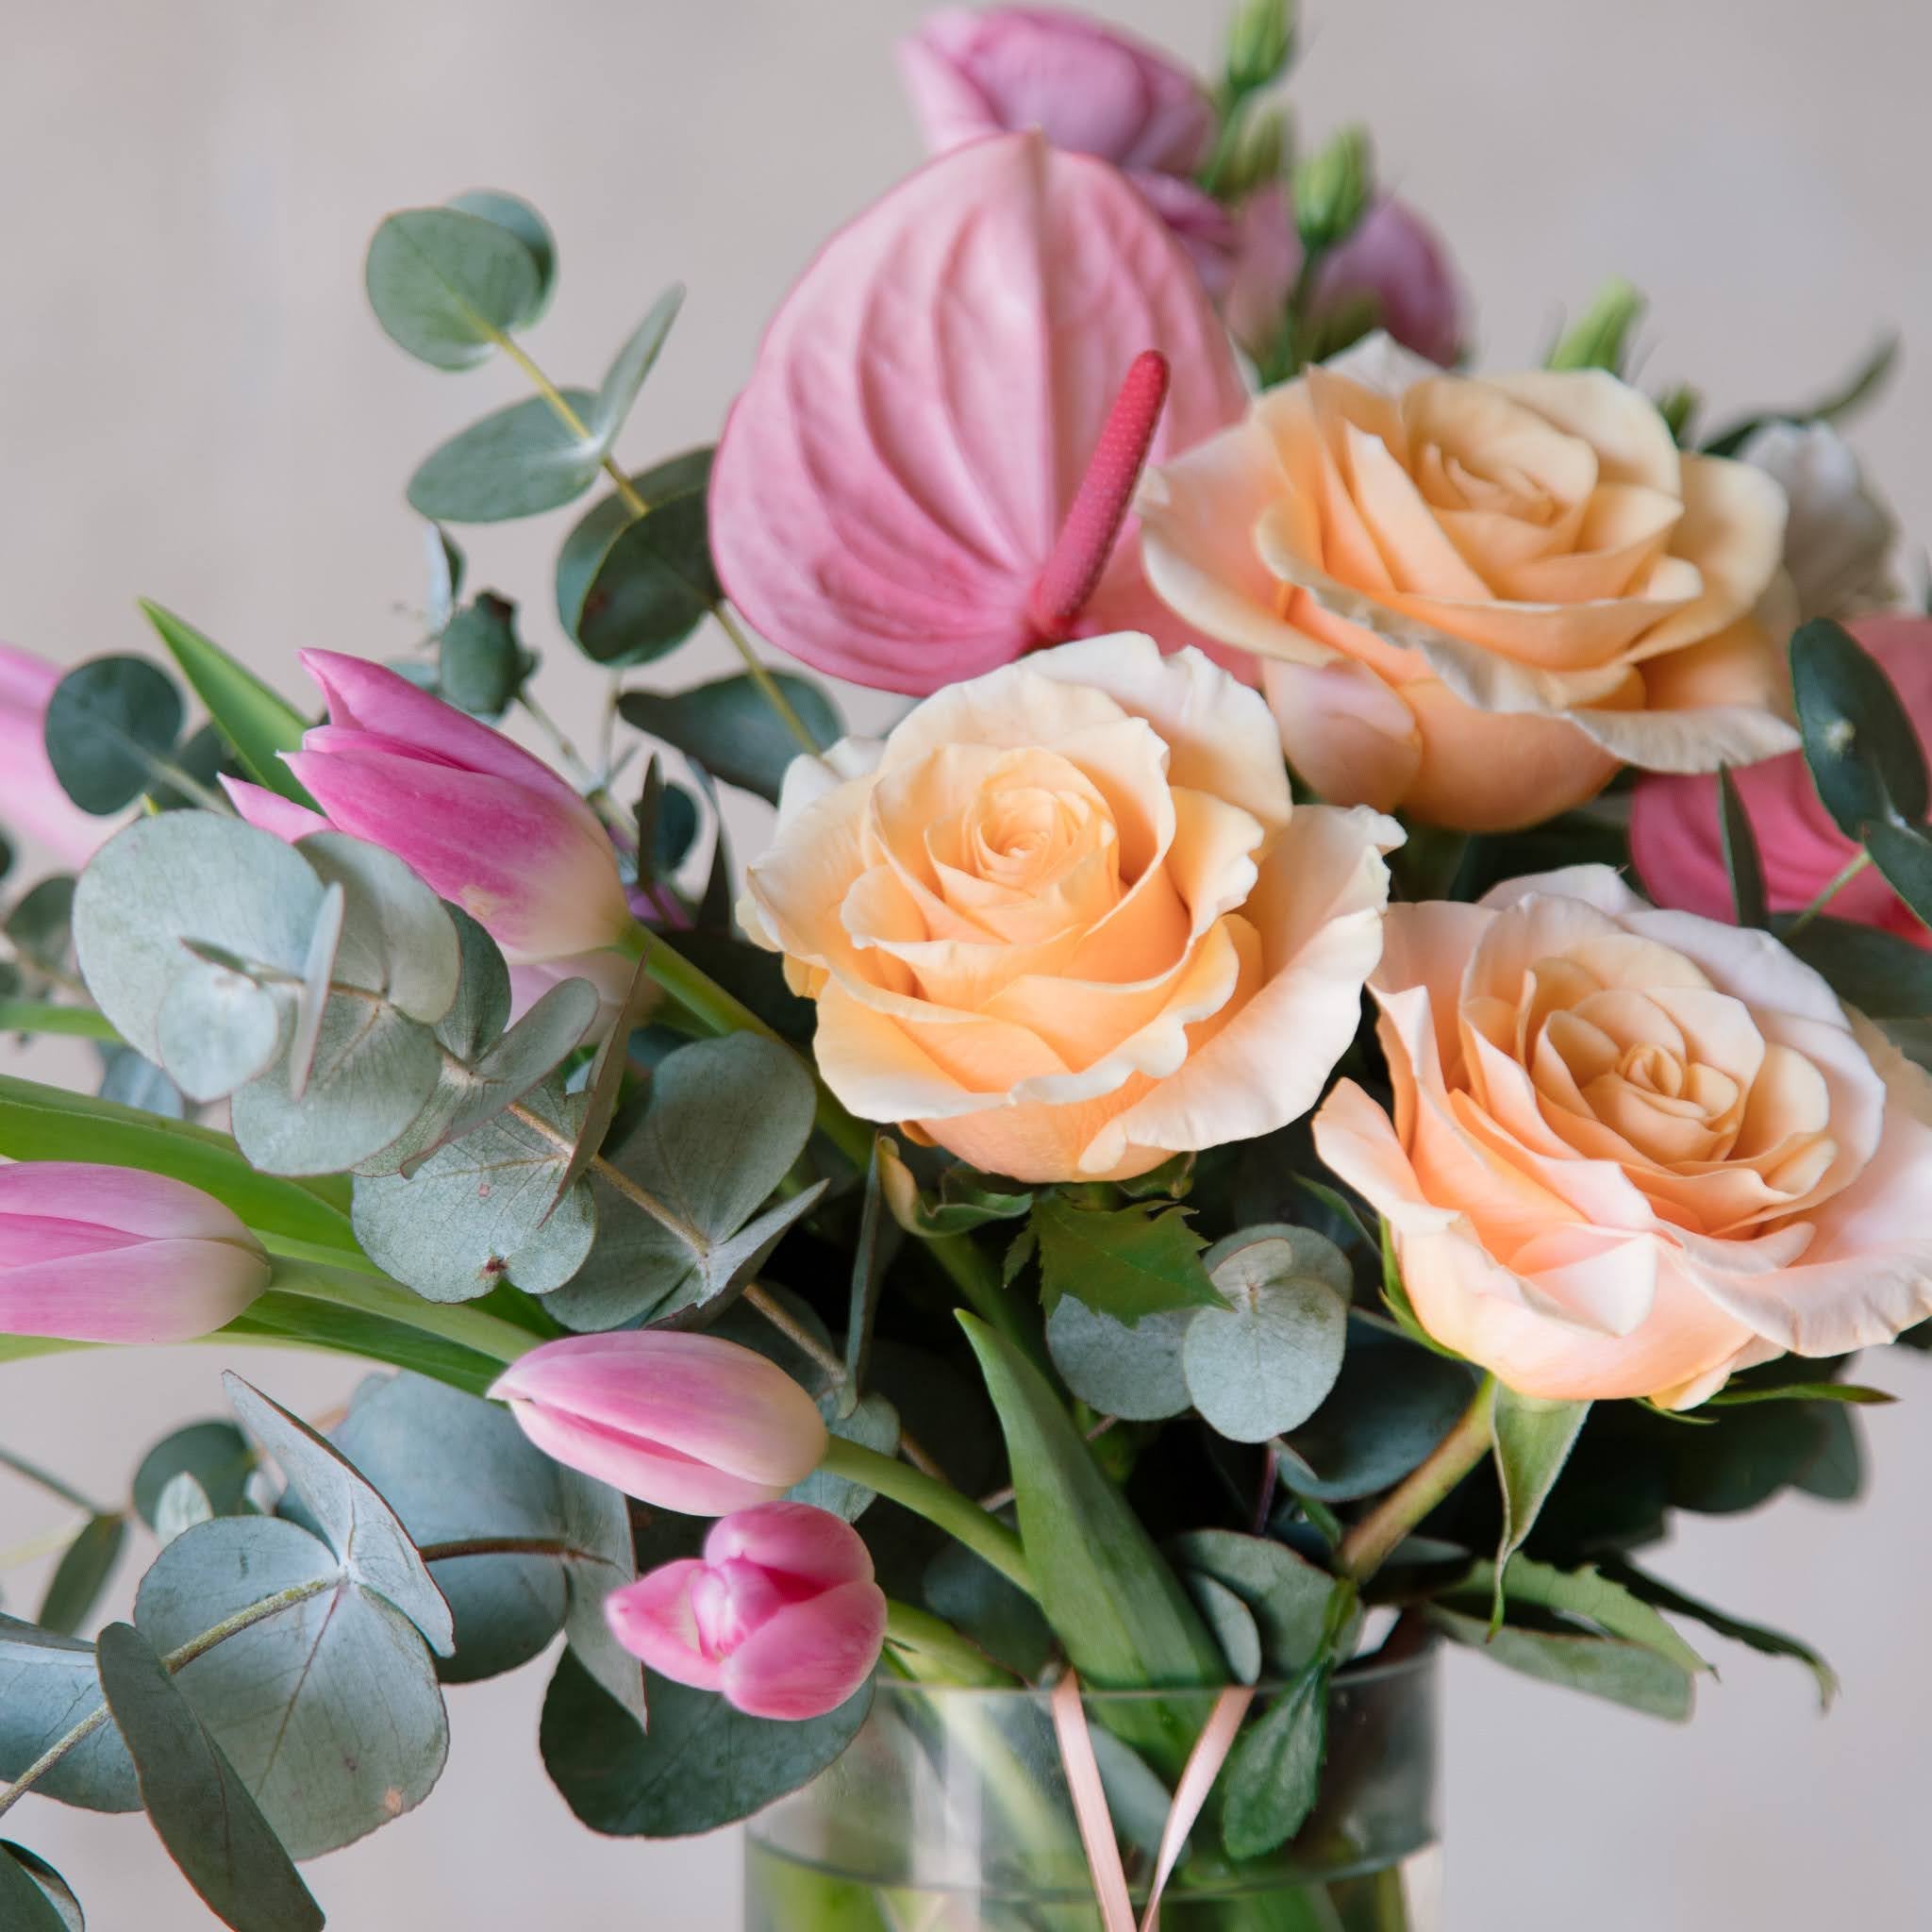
[605,1501,887,1720]
[709,131,1249,696]
[0,1163,271,1344]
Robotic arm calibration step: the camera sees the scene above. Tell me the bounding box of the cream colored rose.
[741,635,1400,1183]
[1314,866,1932,1406]
[1138,335,1799,832]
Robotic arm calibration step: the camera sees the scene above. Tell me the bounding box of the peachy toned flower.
[1631,616,1932,944]
[741,634,1400,1184]
[1314,866,1932,1405]
[709,133,1247,697]
[1139,334,1799,831]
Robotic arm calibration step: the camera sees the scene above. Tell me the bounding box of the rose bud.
[0,1163,271,1344]
[222,650,631,964]
[605,1501,887,1721]
[0,641,116,872]
[489,1333,828,1515]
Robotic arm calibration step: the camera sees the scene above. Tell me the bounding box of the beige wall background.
[2,1,1929,1924]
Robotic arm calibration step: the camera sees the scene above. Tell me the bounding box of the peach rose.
[741,635,1400,1183]
[1138,334,1800,832]
[1314,866,1932,1406]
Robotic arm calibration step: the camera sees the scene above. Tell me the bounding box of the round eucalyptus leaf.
[135,1514,449,1860]
[42,656,184,813]
[1181,1570,1263,1685]
[133,1421,257,1527]
[73,813,325,1065]
[617,671,840,804]
[1045,1296,1192,1421]
[557,450,719,667]
[443,190,557,321]
[6,874,76,974]
[288,879,344,1095]
[299,831,460,1023]
[430,904,512,1058]
[1174,1259,1344,1444]
[365,206,543,370]
[96,1046,187,1119]
[0,1618,139,1811]
[0,1843,83,1932]
[152,1472,216,1544]
[155,958,287,1102]
[407,392,604,525]
[230,993,441,1174]
[1204,1223,1354,1301]
[438,592,528,716]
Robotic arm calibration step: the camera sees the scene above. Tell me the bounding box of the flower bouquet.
[0,3,1925,1927]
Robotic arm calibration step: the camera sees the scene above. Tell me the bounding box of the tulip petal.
[0,1161,258,1243]
[0,1237,270,1344]
[219,774,331,842]
[603,1560,724,1691]
[703,1499,876,1590]
[719,1579,888,1721]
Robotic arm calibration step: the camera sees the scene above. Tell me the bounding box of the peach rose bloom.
[1314,866,1932,1406]
[1138,334,1800,832]
[741,635,1400,1183]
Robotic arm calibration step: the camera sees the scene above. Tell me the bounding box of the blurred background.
[2,0,1928,1924]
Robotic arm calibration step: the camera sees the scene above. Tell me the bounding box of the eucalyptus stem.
[713,604,822,756]
[882,1599,1017,1687]
[822,1437,1034,1598]
[0,1576,334,1824]
[1337,1375,1497,1584]
[1785,848,1873,937]
[0,1446,98,1515]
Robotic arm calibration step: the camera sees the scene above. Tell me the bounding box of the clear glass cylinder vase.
[746,1647,1441,1931]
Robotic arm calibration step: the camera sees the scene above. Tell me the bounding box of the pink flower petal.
[719,1579,888,1721]
[0,1162,258,1243]
[219,774,331,843]
[710,132,1246,695]
[603,1559,724,1690]
[702,1500,876,1591]
[0,1239,270,1344]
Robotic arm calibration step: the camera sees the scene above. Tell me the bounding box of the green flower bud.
[1545,277,1647,375]
[1217,103,1290,201]
[1224,0,1296,97]
[1293,126,1372,254]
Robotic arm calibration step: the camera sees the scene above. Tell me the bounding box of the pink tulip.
[222,651,631,965]
[897,8,1240,293]
[0,1163,270,1343]
[489,1332,828,1515]
[1224,189,1463,369]
[1630,616,1932,944]
[0,642,115,873]
[709,132,1249,695]
[605,1501,887,1720]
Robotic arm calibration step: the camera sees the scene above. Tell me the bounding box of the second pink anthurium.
[709,131,1249,695]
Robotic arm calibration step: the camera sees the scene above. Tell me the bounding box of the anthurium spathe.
[0,1163,271,1344]
[708,131,1249,696]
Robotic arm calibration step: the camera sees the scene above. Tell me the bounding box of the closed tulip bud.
[225,650,630,966]
[0,1163,270,1343]
[1224,0,1296,97]
[489,1332,828,1515]
[1293,125,1372,253]
[605,1501,887,1720]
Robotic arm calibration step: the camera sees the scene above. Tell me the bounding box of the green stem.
[0,1000,121,1042]
[822,1437,1034,1599]
[257,1254,536,1366]
[0,1446,99,1515]
[1786,848,1873,937]
[1337,1375,1497,1584]
[713,604,822,757]
[0,1575,333,1824]
[882,1599,1016,1687]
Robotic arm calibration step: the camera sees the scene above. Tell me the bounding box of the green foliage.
[0,1616,139,1810]
[1045,1297,1192,1420]
[1167,1530,1343,1676]
[42,656,185,814]
[365,203,548,370]
[1790,616,1927,838]
[540,1648,870,1837]
[408,391,607,524]
[1220,1662,1330,1859]
[95,1622,323,1932]
[37,1516,127,1638]
[1545,276,1645,375]
[1716,766,1768,928]
[618,670,842,804]
[437,591,531,717]
[591,286,684,447]
[139,601,314,806]
[136,1424,257,1532]
[6,877,76,979]
[443,190,557,318]
[1444,1556,1708,1677]
[1030,1193,1222,1324]
[1430,1606,1694,1720]
[1490,1388,1591,1628]
[557,451,721,666]
[876,1139,1033,1238]
[0,1843,84,1932]
[1776,911,1932,1015]
[1701,334,1899,456]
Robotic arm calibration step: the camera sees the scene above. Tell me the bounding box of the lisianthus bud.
[223,650,630,966]
[1216,102,1289,202]
[0,1163,270,1343]
[1293,125,1372,252]
[1224,0,1296,97]
[489,1332,828,1515]
[605,1501,887,1721]
[1545,276,1646,375]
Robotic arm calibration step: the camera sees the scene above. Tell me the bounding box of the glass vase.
[746,1646,1440,1931]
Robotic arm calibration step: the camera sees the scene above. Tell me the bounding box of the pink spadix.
[1027,350,1171,642]
[604,1501,887,1722]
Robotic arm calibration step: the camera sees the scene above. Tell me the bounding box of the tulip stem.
[257,1252,538,1366]
[1785,848,1873,937]
[882,1599,1019,1687]
[0,999,121,1042]
[0,1574,334,1824]
[1336,1375,1497,1585]
[822,1437,1034,1599]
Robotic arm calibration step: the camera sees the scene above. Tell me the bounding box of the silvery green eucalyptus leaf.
[0,1844,82,1932]
[0,1615,139,1811]
[73,814,325,1067]
[407,392,605,524]
[155,958,286,1103]
[442,190,557,320]
[365,205,544,370]
[591,285,684,445]
[42,656,185,814]
[286,879,343,1096]
[1044,1296,1192,1421]
[299,831,460,1023]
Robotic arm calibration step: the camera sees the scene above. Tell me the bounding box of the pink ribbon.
[1049,1673,1256,1931]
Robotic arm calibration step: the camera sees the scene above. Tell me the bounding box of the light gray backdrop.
[2,2,1927,1925]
